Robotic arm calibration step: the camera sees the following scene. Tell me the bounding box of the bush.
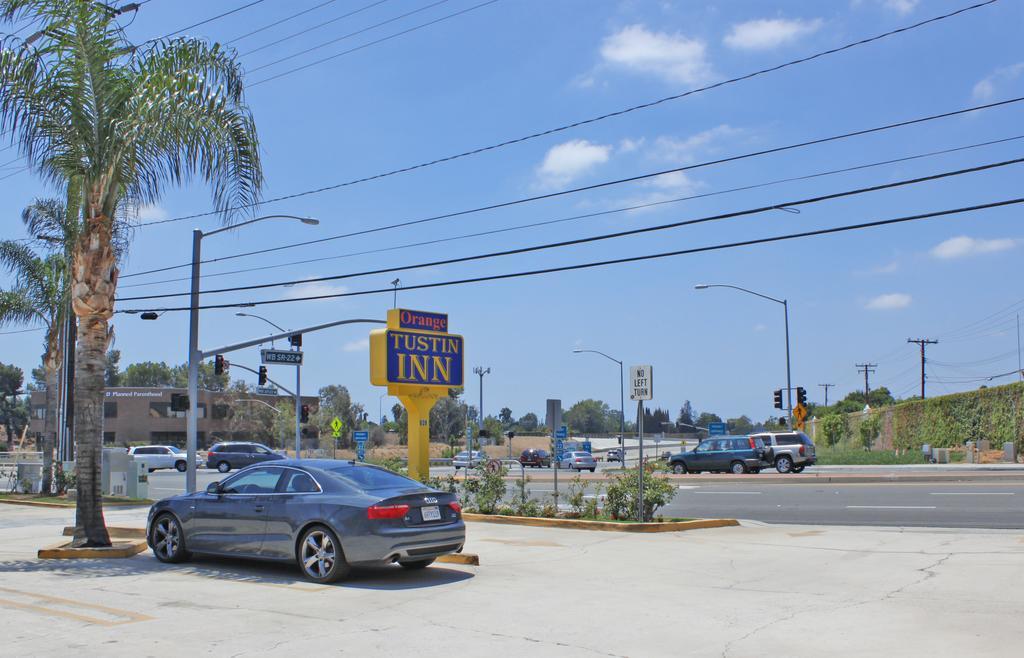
[859,415,881,450]
[462,463,507,514]
[604,467,676,521]
[367,456,406,475]
[820,414,848,448]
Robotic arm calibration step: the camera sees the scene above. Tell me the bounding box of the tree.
[564,399,612,434]
[483,416,503,444]
[0,362,28,450]
[727,415,754,435]
[315,385,362,448]
[676,400,695,428]
[391,403,403,426]
[859,415,881,451]
[122,361,175,387]
[430,395,467,445]
[498,407,513,427]
[517,412,539,431]
[0,1,264,546]
[643,407,672,433]
[820,413,848,448]
[104,349,121,387]
[696,412,722,427]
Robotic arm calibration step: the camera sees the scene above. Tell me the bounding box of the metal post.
[186,229,202,494]
[1018,314,1022,381]
[637,400,644,522]
[619,360,625,465]
[783,299,792,428]
[294,362,301,459]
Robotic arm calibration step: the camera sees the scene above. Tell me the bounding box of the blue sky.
[3,0,1024,424]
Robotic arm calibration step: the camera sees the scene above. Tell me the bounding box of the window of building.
[104,402,117,418]
[149,402,205,419]
[211,404,230,420]
[103,431,116,445]
[33,406,46,420]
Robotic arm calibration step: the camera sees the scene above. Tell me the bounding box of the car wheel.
[398,558,436,570]
[297,525,350,584]
[776,456,793,474]
[216,461,231,473]
[730,461,747,475]
[750,468,761,474]
[174,461,187,472]
[590,468,596,473]
[672,463,686,475]
[792,465,805,473]
[150,513,191,563]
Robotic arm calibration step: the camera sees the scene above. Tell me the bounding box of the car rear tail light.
[749,438,756,449]
[799,446,806,456]
[367,504,409,520]
[448,502,462,514]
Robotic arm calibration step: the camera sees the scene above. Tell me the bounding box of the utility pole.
[907,338,938,399]
[855,364,877,406]
[819,383,834,407]
[473,366,490,445]
[1017,314,1022,381]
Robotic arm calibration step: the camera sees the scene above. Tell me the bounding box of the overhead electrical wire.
[121,96,1024,279]
[138,0,1000,225]
[152,0,268,42]
[114,157,1024,302]
[116,197,1024,314]
[110,134,1024,289]
[248,0,497,86]
[226,0,345,45]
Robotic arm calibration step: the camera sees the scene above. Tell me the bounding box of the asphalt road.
[149,469,1024,529]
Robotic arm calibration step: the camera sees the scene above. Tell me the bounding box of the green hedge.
[881,382,1023,450]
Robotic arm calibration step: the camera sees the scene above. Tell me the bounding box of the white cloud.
[342,338,369,352]
[622,171,704,212]
[930,236,1019,260]
[618,137,645,153]
[881,0,918,14]
[865,293,912,310]
[535,139,612,188]
[281,280,348,301]
[650,125,740,163]
[599,24,712,84]
[135,204,168,222]
[723,18,823,51]
[972,62,1024,100]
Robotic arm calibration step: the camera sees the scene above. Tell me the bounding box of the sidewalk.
[1,505,1022,656]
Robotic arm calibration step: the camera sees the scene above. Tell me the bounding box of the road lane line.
[694,491,762,495]
[929,492,1015,495]
[845,505,936,509]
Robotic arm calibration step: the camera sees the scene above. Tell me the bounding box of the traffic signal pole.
[783,299,793,428]
[294,360,301,458]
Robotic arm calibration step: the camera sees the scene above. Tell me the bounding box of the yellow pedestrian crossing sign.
[793,404,808,422]
[330,417,343,438]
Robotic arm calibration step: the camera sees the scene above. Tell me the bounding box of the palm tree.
[0,1,264,546]
[0,200,72,490]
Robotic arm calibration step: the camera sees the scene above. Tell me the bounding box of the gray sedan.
[146,460,465,583]
[558,451,597,472]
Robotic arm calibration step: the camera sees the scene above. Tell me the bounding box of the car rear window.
[775,434,802,445]
[326,465,426,491]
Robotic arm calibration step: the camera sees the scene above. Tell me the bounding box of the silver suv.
[750,431,816,473]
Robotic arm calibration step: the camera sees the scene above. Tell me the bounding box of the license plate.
[421,506,441,522]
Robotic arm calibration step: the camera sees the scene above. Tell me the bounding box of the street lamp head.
[299,217,319,225]
[694,284,709,290]
[140,311,159,320]
[572,349,583,353]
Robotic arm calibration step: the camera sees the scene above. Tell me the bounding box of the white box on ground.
[629,365,653,401]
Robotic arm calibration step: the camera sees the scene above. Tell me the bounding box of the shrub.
[463,463,507,514]
[859,415,881,450]
[604,467,676,521]
[820,414,848,448]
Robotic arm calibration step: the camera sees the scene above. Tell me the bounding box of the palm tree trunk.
[70,212,117,548]
[41,355,57,494]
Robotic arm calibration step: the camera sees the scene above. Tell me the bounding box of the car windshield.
[326,465,427,492]
[169,446,184,453]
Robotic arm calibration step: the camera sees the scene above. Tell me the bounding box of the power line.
[139,0,1000,225]
[226,0,344,45]
[248,0,497,86]
[153,0,268,42]
[0,326,44,335]
[119,133,1024,290]
[114,157,1024,302]
[115,196,1024,314]
[122,96,1024,278]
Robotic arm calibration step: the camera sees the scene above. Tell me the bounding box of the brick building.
[28,386,318,449]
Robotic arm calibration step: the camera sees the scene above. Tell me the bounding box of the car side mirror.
[206,482,223,495]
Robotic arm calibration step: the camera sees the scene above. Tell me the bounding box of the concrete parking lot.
[1,504,1023,656]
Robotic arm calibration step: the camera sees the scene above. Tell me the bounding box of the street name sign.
[255,386,278,396]
[261,349,303,365]
[629,365,653,401]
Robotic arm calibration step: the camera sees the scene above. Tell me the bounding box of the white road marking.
[845,505,936,509]
[929,492,1015,496]
[694,491,762,495]
[677,485,700,490]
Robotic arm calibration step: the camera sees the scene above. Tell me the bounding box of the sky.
[2,0,1024,426]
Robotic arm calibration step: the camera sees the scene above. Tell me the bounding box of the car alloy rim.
[302,530,336,579]
[154,517,179,558]
[732,464,744,474]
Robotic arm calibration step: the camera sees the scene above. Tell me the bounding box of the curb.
[0,498,153,509]
[62,526,146,539]
[463,513,738,533]
[38,539,148,559]
[437,553,480,565]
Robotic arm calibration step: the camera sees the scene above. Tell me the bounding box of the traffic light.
[258,366,267,385]
[506,431,515,440]
[796,386,807,406]
[289,333,302,348]
[214,354,226,376]
[773,389,783,409]
[300,404,310,423]
[170,393,188,412]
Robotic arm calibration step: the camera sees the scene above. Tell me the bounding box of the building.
[29,386,319,449]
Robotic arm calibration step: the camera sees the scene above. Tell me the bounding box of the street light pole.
[572,349,625,465]
[473,367,490,448]
[185,215,318,493]
[695,284,793,428]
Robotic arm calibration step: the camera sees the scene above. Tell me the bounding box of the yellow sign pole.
[396,388,442,481]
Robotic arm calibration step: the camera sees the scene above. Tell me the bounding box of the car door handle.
[253,505,264,512]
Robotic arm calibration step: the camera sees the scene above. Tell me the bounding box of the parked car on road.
[129,445,187,472]
[750,431,817,473]
[453,450,487,470]
[668,437,766,475]
[147,460,465,583]
[204,442,283,473]
[519,449,551,468]
[558,451,597,472]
